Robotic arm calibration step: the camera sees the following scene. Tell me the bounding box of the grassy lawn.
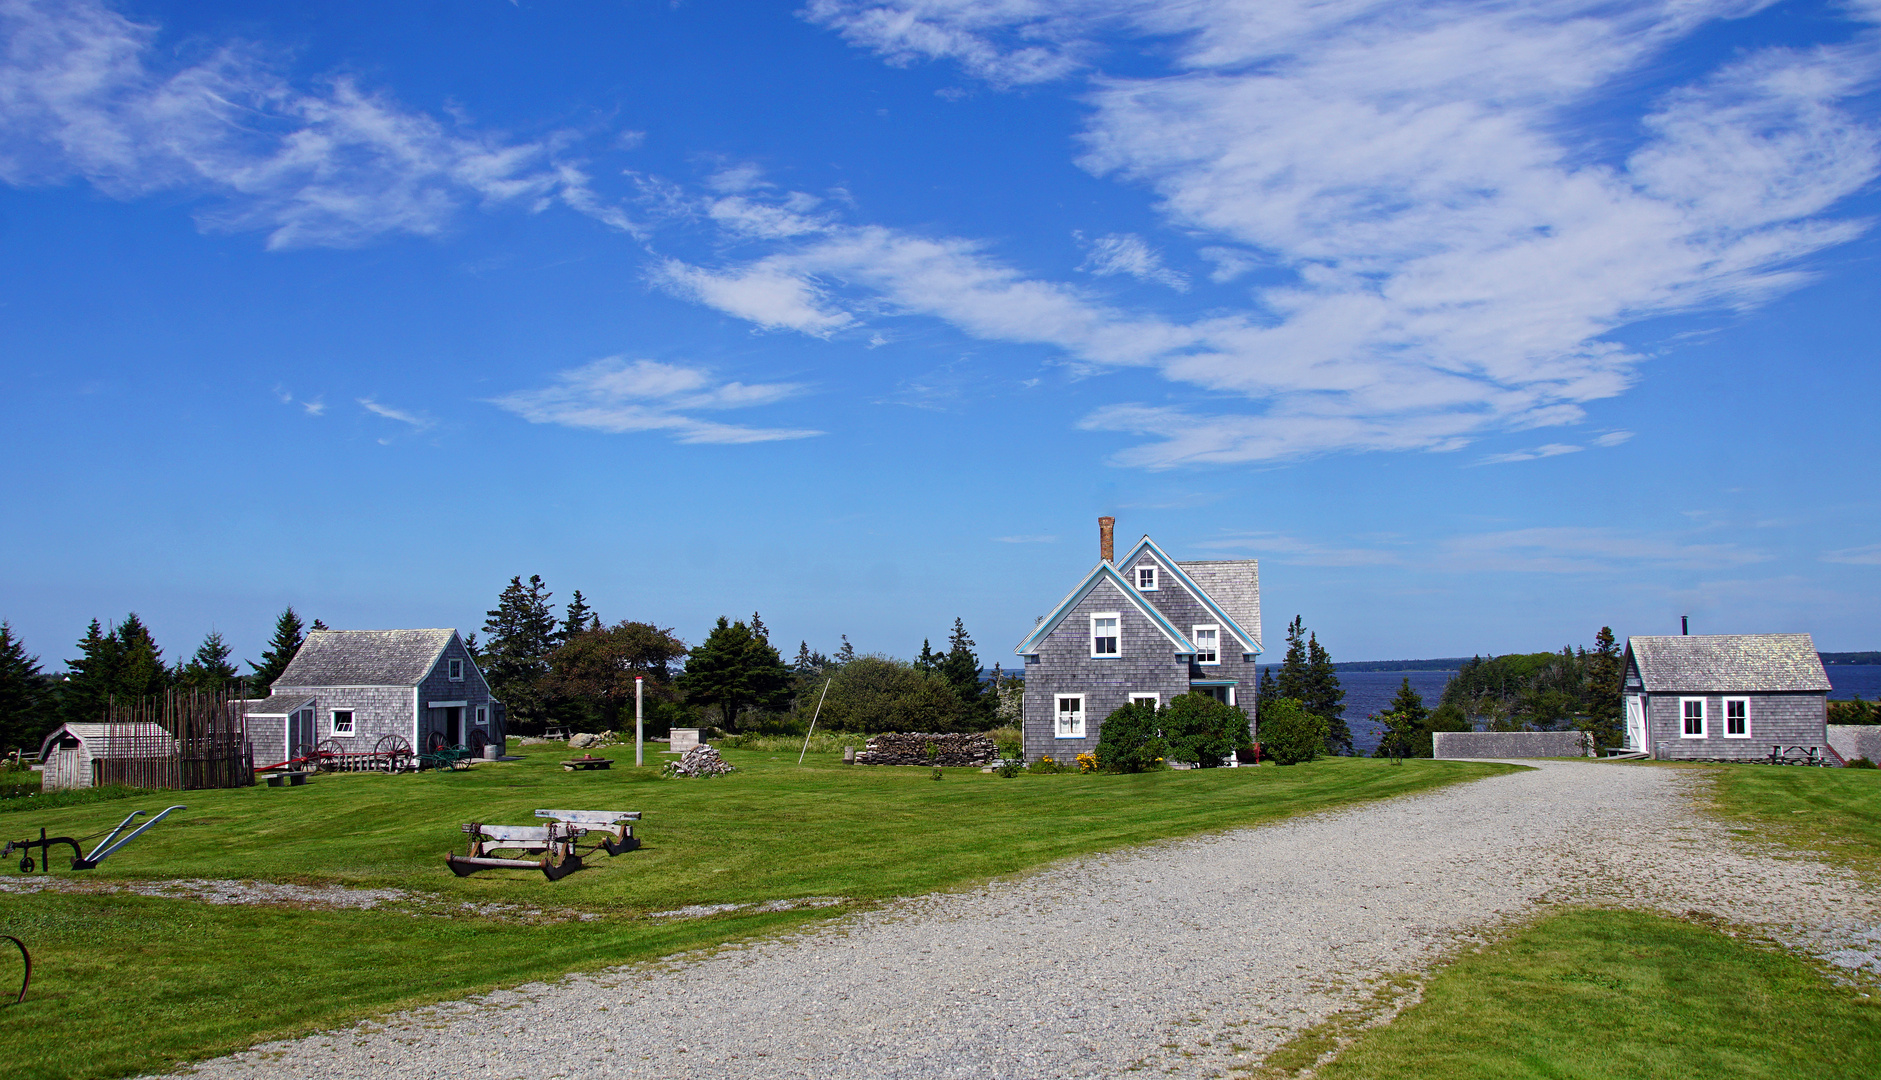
[1701,764,1881,880]
[1293,909,1881,1080]
[0,746,1514,1080]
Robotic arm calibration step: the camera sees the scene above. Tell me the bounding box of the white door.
[1625,696,1647,753]
[46,748,84,790]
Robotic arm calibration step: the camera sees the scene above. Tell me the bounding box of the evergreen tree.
[1374,678,1434,758]
[1275,617,1310,701]
[677,617,792,732]
[0,623,48,752]
[1303,632,1350,754]
[915,639,939,674]
[177,630,238,695]
[250,607,306,692]
[482,575,558,731]
[309,618,330,632]
[112,613,168,701]
[794,640,815,675]
[750,611,768,641]
[61,619,117,725]
[1581,626,1623,750]
[939,617,991,727]
[1258,665,1278,704]
[561,591,595,643]
[836,635,856,665]
[462,632,482,661]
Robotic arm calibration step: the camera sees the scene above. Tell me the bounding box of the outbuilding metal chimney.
[1682,615,1689,635]
[1098,516,1115,563]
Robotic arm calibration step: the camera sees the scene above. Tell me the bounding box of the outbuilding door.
[288,709,315,758]
[1625,696,1647,753]
[45,747,83,791]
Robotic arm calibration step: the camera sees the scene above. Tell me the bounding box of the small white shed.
[37,723,175,791]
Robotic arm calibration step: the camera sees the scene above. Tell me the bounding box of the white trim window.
[1192,625,1220,665]
[1055,695,1086,738]
[331,709,356,737]
[1135,565,1159,591]
[1680,697,1707,738]
[1128,693,1160,709]
[447,658,464,681]
[1090,614,1120,658]
[1723,697,1750,738]
[475,705,488,727]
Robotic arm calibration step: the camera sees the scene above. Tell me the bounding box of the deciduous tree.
[543,621,688,730]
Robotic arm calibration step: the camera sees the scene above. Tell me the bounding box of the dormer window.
[1091,614,1120,658]
[447,658,464,681]
[1193,625,1219,665]
[1136,565,1158,591]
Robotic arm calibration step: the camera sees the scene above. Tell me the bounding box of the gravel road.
[167,762,1881,1080]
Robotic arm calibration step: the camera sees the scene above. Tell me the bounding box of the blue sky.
[2,0,1879,674]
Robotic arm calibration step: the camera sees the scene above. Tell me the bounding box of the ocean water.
[1827,665,1881,700]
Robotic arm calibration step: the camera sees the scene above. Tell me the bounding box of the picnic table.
[561,755,612,771]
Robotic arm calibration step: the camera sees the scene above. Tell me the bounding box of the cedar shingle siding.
[266,629,504,753]
[1622,633,1829,761]
[1018,534,1261,763]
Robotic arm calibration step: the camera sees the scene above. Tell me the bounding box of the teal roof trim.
[1118,537,1261,656]
[1015,562,1196,658]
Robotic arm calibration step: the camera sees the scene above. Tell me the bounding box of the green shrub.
[1095,700,1168,773]
[995,759,1023,778]
[1847,757,1878,769]
[1026,755,1064,775]
[1258,697,1328,765]
[1162,692,1250,767]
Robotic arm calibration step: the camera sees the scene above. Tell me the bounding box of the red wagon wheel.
[313,738,345,771]
[374,734,413,773]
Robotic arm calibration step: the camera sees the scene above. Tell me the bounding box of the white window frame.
[1679,697,1707,739]
[475,705,488,727]
[1090,613,1121,659]
[447,658,464,681]
[1135,565,1159,591]
[1128,693,1160,709]
[1722,697,1750,739]
[1055,694,1086,739]
[1192,624,1220,665]
[331,709,356,737]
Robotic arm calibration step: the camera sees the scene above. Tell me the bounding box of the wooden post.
[635,676,644,768]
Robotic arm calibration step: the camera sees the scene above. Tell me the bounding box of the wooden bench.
[445,822,583,881]
[561,756,612,771]
[534,809,641,856]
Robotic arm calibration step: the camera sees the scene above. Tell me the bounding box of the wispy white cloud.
[359,398,434,432]
[490,357,822,444]
[1593,430,1635,447]
[787,0,1881,467]
[1077,232,1187,290]
[1821,543,1881,565]
[1195,531,1401,567]
[0,0,624,248]
[301,397,326,417]
[1474,443,1584,465]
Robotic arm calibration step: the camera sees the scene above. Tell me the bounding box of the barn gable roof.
[1627,633,1830,693]
[275,629,457,689]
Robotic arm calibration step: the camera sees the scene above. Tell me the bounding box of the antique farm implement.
[445,809,642,880]
[5,805,185,871]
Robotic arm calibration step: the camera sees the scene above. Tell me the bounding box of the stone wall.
[856,732,998,767]
[1433,731,1592,759]
[1827,725,1881,764]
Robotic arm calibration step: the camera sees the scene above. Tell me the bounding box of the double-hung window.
[1680,698,1707,738]
[1090,614,1120,658]
[1136,566,1158,591]
[1192,625,1220,665]
[1056,695,1086,738]
[448,658,464,681]
[331,709,355,736]
[475,705,488,727]
[1129,693,1160,709]
[1723,698,1749,738]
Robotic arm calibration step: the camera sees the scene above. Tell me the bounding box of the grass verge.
[1703,764,1881,880]
[0,748,1514,1080]
[1256,909,1880,1080]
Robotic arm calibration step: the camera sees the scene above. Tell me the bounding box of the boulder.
[568,732,600,749]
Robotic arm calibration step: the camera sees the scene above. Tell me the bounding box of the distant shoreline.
[1321,652,1879,672]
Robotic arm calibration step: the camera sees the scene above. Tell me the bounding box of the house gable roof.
[1119,537,1262,656]
[275,629,457,689]
[1626,633,1830,693]
[1014,562,1196,658]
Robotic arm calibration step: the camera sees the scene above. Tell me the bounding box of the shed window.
[448,659,464,681]
[1723,698,1749,738]
[1055,695,1086,738]
[1090,614,1120,658]
[332,709,355,736]
[476,706,488,726]
[1680,698,1706,738]
[1136,566,1158,591]
[1193,625,1220,665]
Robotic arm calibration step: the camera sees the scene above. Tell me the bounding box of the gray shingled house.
[246,629,504,765]
[1622,633,1830,761]
[1014,518,1261,764]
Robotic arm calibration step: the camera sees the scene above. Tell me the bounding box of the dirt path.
[160,762,1881,1080]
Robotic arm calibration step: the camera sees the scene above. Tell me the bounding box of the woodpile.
[855,732,998,767]
[663,744,734,778]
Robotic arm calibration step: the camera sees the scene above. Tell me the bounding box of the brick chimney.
[1098,516,1115,563]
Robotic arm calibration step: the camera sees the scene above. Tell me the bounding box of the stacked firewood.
[855,732,998,767]
[663,744,734,778]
